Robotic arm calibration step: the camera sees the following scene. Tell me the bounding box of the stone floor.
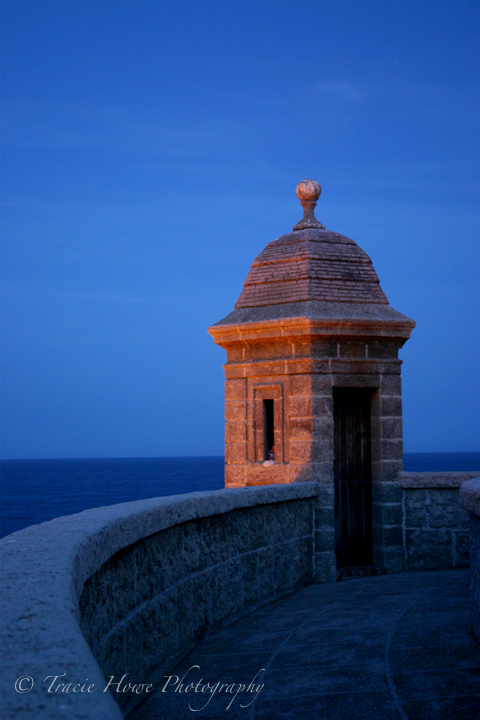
[130,569,480,720]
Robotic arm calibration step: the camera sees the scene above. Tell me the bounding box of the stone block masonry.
[460,478,480,645]
[401,472,480,570]
[79,495,315,714]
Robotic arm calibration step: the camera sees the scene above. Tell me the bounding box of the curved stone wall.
[0,483,317,720]
[459,478,480,644]
[2,472,478,719]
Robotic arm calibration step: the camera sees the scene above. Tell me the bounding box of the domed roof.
[235,227,388,308]
[235,179,387,309]
[209,180,415,343]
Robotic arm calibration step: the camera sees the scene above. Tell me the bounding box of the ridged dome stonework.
[235,228,388,308]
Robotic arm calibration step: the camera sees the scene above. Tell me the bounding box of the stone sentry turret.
[209,180,415,574]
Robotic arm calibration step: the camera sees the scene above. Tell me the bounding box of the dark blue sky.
[2,0,479,458]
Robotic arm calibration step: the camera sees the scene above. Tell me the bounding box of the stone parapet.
[0,483,318,720]
[459,477,480,644]
[401,472,480,571]
[400,471,480,488]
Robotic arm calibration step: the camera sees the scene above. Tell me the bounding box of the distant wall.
[400,472,479,570]
[460,478,480,645]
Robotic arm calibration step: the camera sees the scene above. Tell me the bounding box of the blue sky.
[1,0,479,458]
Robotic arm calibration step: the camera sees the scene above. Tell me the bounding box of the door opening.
[334,387,373,568]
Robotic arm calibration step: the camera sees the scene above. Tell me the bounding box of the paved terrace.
[132,569,480,720]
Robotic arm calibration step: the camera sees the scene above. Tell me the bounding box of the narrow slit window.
[263,399,275,461]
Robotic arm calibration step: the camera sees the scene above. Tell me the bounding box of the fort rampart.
[1,471,479,719]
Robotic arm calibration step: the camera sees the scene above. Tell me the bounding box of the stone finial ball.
[296,179,321,202]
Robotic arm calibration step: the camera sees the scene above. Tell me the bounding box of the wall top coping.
[400,471,480,489]
[211,300,414,327]
[209,301,415,345]
[0,483,318,720]
[459,478,480,516]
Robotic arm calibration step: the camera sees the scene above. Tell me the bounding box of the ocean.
[1,453,479,539]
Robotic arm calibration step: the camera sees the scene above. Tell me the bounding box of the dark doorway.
[334,388,373,568]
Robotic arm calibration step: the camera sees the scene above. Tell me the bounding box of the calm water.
[1,453,479,539]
